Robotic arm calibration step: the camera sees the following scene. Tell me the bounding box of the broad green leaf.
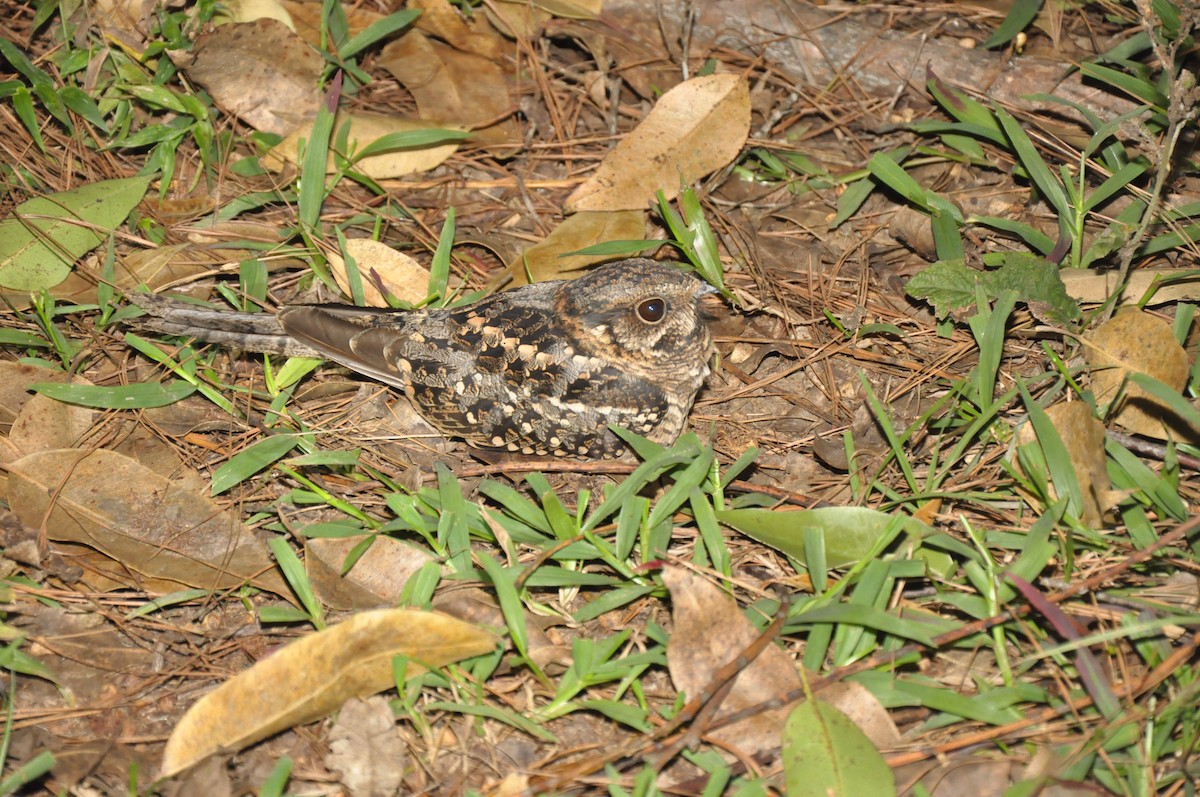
[783,700,896,797]
[714,506,943,571]
[0,175,152,291]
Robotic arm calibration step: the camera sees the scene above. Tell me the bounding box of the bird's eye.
[636,297,666,324]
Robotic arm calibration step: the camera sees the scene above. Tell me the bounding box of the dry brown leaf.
[411,0,502,60]
[264,112,462,179]
[486,0,601,38]
[328,239,432,306]
[1014,401,1112,527]
[503,210,646,285]
[521,0,602,18]
[0,435,20,498]
[143,395,247,436]
[8,392,96,458]
[1060,268,1200,306]
[485,3,551,38]
[5,449,290,597]
[565,73,750,211]
[183,220,286,246]
[89,0,156,51]
[379,30,521,154]
[306,533,436,609]
[570,22,680,100]
[817,681,901,748]
[172,19,321,136]
[325,696,406,796]
[0,363,83,434]
[159,609,497,777]
[433,588,571,672]
[52,540,198,594]
[662,566,799,756]
[1084,308,1193,440]
[282,0,382,46]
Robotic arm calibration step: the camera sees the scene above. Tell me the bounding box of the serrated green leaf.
[906,254,1080,323]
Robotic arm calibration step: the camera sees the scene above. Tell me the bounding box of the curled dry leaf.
[662,566,799,757]
[329,239,432,307]
[379,30,522,154]
[1014,401,1113,528]
[503,210,647,285]
[1084,308,1193,440]
[5,449,290,597]
[160,609,497,777]
[172,18,322,136]
[487,0,600,38]
[565,73,751,212]
[264,112,463,179]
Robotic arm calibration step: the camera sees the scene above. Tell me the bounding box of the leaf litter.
[1,0,1199,794]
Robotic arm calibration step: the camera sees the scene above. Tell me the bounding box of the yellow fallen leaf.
[160,609,497,777]
[329,239,431,306]
[1084,308,1193,440]
[566,73,750,211]
[1014,401,1112,527]
[379,30,521,155]
[264,112,463,179]
[503,209,646,285]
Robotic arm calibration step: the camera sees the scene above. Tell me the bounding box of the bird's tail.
[128,293,322,358]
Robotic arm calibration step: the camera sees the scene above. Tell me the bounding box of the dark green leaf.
[980,0,1044,49]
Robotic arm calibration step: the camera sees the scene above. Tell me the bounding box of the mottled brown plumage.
[135,259,716,457]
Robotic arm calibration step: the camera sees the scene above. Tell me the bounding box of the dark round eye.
[636,297,666,323]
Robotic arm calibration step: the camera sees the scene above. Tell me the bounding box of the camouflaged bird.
[135,259,717,457]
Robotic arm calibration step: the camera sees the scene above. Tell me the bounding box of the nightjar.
[136,259,717,458]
